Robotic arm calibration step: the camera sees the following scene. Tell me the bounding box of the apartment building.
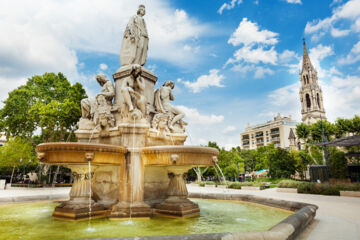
[240,114,298,150]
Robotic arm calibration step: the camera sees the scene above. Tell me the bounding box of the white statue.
[120,65,147,119]
[81,74,115,120]
[120,5,148,66]
[154,81,186,132]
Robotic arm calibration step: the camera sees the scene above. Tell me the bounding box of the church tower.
[299,40,326,125]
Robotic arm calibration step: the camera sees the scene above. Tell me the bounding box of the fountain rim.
[141,145,219,155]
[35,142,127,154]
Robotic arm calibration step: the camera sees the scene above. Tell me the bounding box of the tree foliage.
[0,137,37,169]
[0,73,87,142]
[268,148,297,178]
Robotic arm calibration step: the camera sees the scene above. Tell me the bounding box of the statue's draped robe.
[120,15,148,66]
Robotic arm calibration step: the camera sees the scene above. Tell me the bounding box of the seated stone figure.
[78,74,115,130]
[153,80,186,133]
[120,64,147,120]
[81,74,115,120]
[94,95,115,130]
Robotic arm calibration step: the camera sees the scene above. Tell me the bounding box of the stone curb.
[0,194,69,203]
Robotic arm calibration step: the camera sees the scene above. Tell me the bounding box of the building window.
[306,93,311,109]
[317,93,320,108]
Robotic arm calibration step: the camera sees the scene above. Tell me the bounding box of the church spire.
[302,38,314,73]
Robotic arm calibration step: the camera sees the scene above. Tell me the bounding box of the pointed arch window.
[306,75,309,84]
[306,94,311,109]
[303,75,306,84]
[317,93,320,108]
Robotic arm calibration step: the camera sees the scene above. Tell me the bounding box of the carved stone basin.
[141,145,219,166]
[36,142,126,165]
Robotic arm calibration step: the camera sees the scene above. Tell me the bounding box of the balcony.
[270,130,279,135]
[271,137,280,142]
[256,139,264,144]
[242,142,249,146]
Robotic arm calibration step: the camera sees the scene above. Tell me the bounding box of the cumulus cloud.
[0,0,211,103]
[99,64,108,71]
[286,0,302,4]
[227,46,278,65]
[305,0,360,40]
[180,69,225,93]
[222,125,237,134]
[218,0,243,15]
[338,40,360,65]
[178,106,224,124]
[228,18,278,47]
[279,50,299,64]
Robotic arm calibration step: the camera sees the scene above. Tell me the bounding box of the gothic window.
[306,94,311,109]
[317,93,320,108]
[306,75,309,84]
[303,75,306,84]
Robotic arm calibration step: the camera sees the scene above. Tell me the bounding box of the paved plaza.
[1,186,359,239]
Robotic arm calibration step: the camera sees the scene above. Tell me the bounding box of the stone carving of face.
[96,75,107,86]
[138,6,145,16]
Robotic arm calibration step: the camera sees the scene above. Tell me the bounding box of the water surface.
[0,199,291,239]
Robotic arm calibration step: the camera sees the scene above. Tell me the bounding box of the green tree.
[0,137,37,184]
[334,118,353,138]
[296,123,311,142]
[310,120,334,142]
[223,149,245,178]
[0,73,87,142]
[268,148,296,178]
[328,147,348,179]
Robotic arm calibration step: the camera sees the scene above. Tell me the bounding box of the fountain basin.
[141,145,218,166]
[36,142,126,165]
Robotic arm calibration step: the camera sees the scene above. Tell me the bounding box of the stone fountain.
[36,4,218,221]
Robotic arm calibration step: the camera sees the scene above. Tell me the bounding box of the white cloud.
[330,27,350,37]
[338,41,360,65]
[262,82,302,121]
[305,0,360,40]
[99,63,108,71]
[0,0,211,103]
[231,64,274,79]
[178,106,224,124]
[279,50,299,64]
[227,46,278,65]
[286,0,302,4]
[180,69,225,93]
[228,18,278,47]
[222,125,237,134]
[306,44,334,78]
[254,66,274,79]
[218,0,243,15]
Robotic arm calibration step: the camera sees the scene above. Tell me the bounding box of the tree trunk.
[10,165,15,185]
[52,165,60,187]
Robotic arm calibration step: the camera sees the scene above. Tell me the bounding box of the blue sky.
[0,0,360,148]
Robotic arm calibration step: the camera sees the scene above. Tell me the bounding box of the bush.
[296,182,360,196]
[278,180,301,188]
[227,181,266,189]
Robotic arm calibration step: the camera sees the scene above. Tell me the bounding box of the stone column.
[110,123,152,219]
[52,157,106,220]
[154,166,200,218]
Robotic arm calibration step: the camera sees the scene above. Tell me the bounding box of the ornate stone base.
[109,202,152,219]
[52,199,107,220]
[154,197,200,218]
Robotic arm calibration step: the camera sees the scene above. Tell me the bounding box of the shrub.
[228,182,242,189]
[295,182,360,196]
[278,180,301,188]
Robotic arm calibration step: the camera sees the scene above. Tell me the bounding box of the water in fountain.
[88,127,97,143]
[214,163,227,185]
[87,160,93,231]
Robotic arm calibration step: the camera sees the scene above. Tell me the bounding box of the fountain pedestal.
[110,123,152,219]
[52,164,107,220]
[155,166,200,218]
